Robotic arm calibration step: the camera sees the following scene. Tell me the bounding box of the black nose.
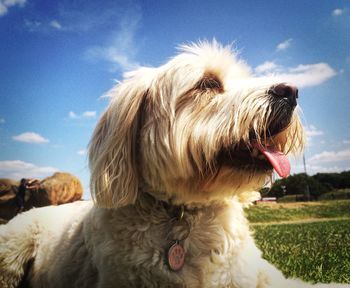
[269,83,298,106]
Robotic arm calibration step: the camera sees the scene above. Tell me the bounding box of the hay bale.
[0,178,19,201]
[40,172,83,205]
[0,173,83,224]
[0,179,19,222]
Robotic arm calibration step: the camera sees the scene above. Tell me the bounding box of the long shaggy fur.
[0,41,346,288]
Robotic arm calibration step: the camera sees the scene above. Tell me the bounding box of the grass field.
[246,200,350,284]
[245,200,350,223]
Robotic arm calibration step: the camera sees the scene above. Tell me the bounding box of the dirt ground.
[255,201,328,209]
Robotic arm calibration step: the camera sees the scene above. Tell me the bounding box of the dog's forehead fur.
[170,41,251,82]
[123,41,251,97]
[89,41,304,208]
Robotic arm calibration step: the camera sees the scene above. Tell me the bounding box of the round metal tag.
[167,242,185,271]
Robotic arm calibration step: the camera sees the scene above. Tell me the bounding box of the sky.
[0,0,349,199]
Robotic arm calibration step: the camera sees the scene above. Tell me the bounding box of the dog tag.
[167,241,185,271]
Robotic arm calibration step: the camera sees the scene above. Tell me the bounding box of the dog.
[0,41,347,288]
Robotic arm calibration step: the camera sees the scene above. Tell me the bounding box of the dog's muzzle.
[263,83,299,137]
[268,83,298,108]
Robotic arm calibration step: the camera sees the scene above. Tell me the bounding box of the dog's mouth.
[216,124,292,178]
[252,141,290,177]
[217,141,290,178]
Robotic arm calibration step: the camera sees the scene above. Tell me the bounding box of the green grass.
[245,200,350,223]
[320,189,350,200]
[252,220,350,284]
[246,201,350,284]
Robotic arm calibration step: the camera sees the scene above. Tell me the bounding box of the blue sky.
[0,0,349,198]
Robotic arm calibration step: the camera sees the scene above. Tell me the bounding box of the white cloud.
[292,163,349,175]
[332,8,344,16]
[305,125,324,137]
[291,157,350,175]
[255,62,337,88]
[283,63,337,87]
[255,61,279,74]
[0,118,5,124]
[68,111,96,120]
[304,125,324,147]
[24,19,63,32]
[50,20,62,30]
[308,149,350,164]
[0,3,8,16]
[13,132,49,144]
[68,111,78,119]
[77,149,87,156]
[82,111,96,118]
[85,12,141,72]
[0,160,58,179]
[343,140,350,144]
[24,19,42,32]
[0,0,26,17]
[276,38,292,51]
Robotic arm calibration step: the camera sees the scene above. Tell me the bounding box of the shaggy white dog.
[0,41,347,288]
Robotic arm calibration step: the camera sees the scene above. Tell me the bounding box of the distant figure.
[15,178,40,212]
[16,179,27,212]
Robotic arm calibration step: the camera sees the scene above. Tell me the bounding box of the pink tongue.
[252,142,291,178]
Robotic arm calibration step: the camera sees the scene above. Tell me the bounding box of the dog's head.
[89,41,305,208]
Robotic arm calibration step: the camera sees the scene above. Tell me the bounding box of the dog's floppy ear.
[89,77,148,208]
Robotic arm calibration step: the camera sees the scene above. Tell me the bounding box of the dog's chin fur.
[2,41,347,288]
[143,117,304,206]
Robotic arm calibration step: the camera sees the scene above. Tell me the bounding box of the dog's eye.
[197,74,223,92]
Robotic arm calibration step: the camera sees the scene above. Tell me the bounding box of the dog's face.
[89,41,305,208]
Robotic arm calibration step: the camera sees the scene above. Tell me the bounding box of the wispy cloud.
[309,148,350,164]
[276,38,292,51]
[255,61,279,74]
[56,1,127,33]
[0,0,26,17]
[49,19,62,30]
[292,162,350,175]
[67,110,96,120]
[13,132,49,144]
[0,160,58,179]
[24,19,64,32]
[77,149,87,156]
[332,8,345,16]
[21,2,142,72]
[68,111,78,119]
[255,61,337,88]
[343,140,350,144]
[82,111,96,118]
[305,125,324,137]
[280,63,336,87]
[304,125,324,146]
[0,118,5,124]
[24,19,42,32]
[85,11,141,72]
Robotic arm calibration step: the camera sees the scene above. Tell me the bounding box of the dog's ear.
[89,78,147,208]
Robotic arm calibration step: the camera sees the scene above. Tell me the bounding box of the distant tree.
[340,171,350,188]
[259,187,270,197]
[268,173,331,199]
[313,171,350,190]
[313,173,341,189]
[268,178,287,198]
